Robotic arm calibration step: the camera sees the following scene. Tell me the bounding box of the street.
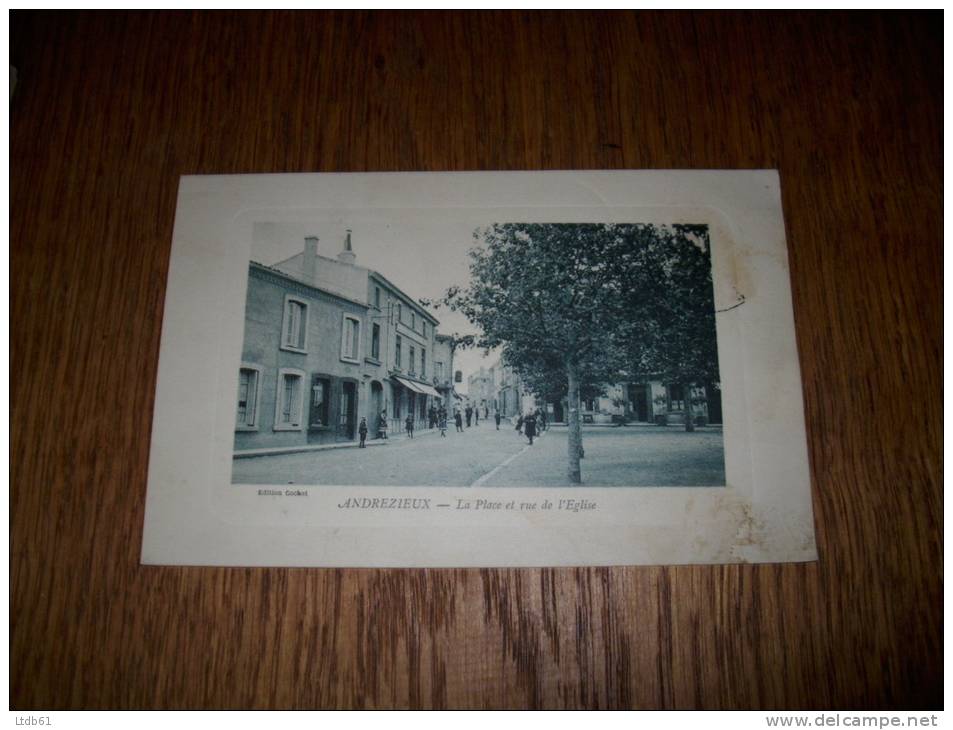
[231,421,725,487]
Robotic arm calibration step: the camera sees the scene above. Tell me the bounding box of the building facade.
[234,232,449,454]
[432,334,457,414]
[487,356,721,427]
[466,367,496,414]
[234,262,370,452]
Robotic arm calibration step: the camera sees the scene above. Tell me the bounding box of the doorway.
[339,381,357,440]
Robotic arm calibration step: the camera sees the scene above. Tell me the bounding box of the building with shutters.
[233,260,370,452]
[233,230,448,455]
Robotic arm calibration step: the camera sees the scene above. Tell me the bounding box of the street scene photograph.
[231,214,725,487]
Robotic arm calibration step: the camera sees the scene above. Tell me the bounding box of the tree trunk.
[684,382,695,432]
[567,365,583,484]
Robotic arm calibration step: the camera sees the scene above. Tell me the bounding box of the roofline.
[249,261,370,309]
[368,270,440,326]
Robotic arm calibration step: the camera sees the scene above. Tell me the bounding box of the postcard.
[141,170,817,567]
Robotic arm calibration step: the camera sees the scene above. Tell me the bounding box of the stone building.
[486,354,721,427]
[234,261,370,452]
[466,366,496,415]
[234,232,447,454]
[432,334,457,414]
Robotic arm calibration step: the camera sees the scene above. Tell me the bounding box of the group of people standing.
[355,402,549,447]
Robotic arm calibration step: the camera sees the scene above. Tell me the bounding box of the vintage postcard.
[141,171,817,567]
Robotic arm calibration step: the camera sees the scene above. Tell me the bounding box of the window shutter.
[246,370,257,425]
[290,375,301,426]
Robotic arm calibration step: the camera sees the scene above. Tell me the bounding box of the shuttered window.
[275,369,305,430]
[341,315,361,362]
[281,296,308,352]
[236,367,260,429]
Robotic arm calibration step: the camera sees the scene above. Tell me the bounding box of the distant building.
[234,231,447,454]
[486,356,721,426]
[432,334,457,413]
[488,360,529,419]
[466,367,496,413]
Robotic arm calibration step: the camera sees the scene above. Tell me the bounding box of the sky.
[250,211,503,391]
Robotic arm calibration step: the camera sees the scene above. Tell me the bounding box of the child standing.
[358,417,368,448]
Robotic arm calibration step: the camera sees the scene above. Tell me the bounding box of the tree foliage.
[443,222,721,481]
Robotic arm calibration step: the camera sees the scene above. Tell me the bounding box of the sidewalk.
[234,426,445,459]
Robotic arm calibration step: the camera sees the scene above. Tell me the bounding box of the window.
[423,321,427,337]
[281,296,308,352]
[395,335,402,368]
[420,348,426,377]
[409,345,416,374]
[435,361,443,380]
[310,376,330,428]
[667,384,685,412]
[411,311,416,330]
[371,323,381,360]
[374,287,381,309]
[396,302,402,324]
[236,366,261,429]
[341,315,361,362]
[275,369,305,430]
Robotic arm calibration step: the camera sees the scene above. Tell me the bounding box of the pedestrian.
[439,412,447,437]
[524,411,537,445]
[495,411,501,430]
[539,409,548,432]
[484,406,489,420]
[465,405,472,428]
[358,417,368,448]
[455,410,464,433]
[515,414,524,434]
[474,408,479,426]
[378,409,388,440]
[405,413,414,439]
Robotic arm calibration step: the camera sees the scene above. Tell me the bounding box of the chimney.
[304,236,319,282]
[338,229,356,265]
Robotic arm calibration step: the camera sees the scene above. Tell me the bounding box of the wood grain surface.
[10,11,941,709]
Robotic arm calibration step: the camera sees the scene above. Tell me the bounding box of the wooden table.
[11,11,941,709]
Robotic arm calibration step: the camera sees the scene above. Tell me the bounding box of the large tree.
[618,224,720,431]
[446,224,639,483]
[444,222,720,483]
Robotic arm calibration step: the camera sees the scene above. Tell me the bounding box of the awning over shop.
[392,375,424,394]
[391,375,441,399]
[414,382,442,398]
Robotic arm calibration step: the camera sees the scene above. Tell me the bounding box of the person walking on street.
[465,405,472,428]
[474,408,479,426]
[524,411,537,445]
[539,409,548,432]
[494,411,501,430]
[405,414,415,438]
[378,409,388,440]
[358,417,368,448]
[439,412,447,437]
[455,410,464,433]
[515,413,524,435]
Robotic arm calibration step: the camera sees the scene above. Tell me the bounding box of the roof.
[248,261,369,309]
[271,251,440,326]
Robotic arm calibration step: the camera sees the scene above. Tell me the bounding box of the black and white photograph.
[230,218,725,488]
[142,170,815,568]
